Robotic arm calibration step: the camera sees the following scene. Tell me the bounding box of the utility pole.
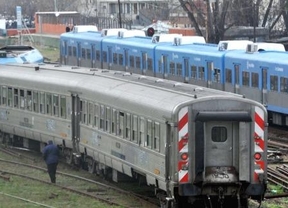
[253,2,256,42]
[117,0,122,28]
[54,0,57,12]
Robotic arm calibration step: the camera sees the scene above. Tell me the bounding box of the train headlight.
[254,152,262,160]
[181,153,188,160]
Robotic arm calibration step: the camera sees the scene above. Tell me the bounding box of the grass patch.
[0,176,122,208]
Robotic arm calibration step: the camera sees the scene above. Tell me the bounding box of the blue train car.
[60,28,127,68]
[0,45,43,64]
[155,42,231,90]
[60,31,102,68]
[224,49,288,125]
[101,36,157,76]
[101,33,185,76]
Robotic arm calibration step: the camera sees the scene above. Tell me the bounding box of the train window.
[170,62,175,75]
[87,49,91,60]
[148,58,153,71]
[119,111,124,137]
[81,48,86,59]
[211,127,227,142]
[198,67,205,80]
[88,102,94,125]
[20,89,25,109]
[130,56,134,68]
[40,92,45,114]
[213,69,220,83]
[139,117,145,146]
[60,96,66,119]
[68,46,72,56]
[176,63,182,76]
[280,77,288,93]
[146,120,152,148]
[119,54,123,65]
[53,95,59,117]
[132,115,138,143]
[112,109,117,134]
[242,71,250,86]
[72,47,76,57]
[0,86,1,105]
[252,73,259,88]
[225,69,232,83]
[270,75,278,91]
[94,104,99,128]
[7,87,12,107]
[136,56,141,69]
[106,107,111,132]
[102,51,107,63]
[113,53,117,64]
[154,122,160,151]
[125,113,131,140]
[46,94,52,115]
[191,66,197,79]
[14,89,18,108]
[27,90,32,111]
[33,91,39,113]
[100,105,105,130]
[96,50,101,61]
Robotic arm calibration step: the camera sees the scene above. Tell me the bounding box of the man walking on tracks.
[43,140,59,183]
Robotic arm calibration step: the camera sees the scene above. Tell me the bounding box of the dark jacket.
[43,140,59,165]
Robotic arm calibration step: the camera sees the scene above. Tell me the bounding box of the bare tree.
[179,0,288,42]
[179,0,232,43]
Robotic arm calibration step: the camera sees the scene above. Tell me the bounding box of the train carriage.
[0,63,267,207]
[60,31,102,67]
[60,28,128,69]
[154,42,226,89]
[101,36,157,75]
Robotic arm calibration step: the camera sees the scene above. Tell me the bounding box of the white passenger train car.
[0,63,268,207]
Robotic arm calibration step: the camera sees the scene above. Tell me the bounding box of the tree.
[179,0,288,43]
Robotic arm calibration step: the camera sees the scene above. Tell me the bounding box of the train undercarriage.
[0,132,264,208]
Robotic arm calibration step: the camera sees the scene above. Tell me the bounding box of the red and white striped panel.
[254,106,265,182]
[178,107,189,183]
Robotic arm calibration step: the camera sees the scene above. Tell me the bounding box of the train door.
[184,58,189,83]
[108,47,112,70]
[77,42,81,67]
[91,44,95,68]
[142,52,147,75]
[261,68,267,105]
[60,40,67,65]
[207,62,213,88]
[162,55,168,79]
[234,64,240,94]
[124,49,129,72]
[205,121,234,167]
[71,94,80,154]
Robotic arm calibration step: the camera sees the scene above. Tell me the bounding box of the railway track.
[0,146,159,208]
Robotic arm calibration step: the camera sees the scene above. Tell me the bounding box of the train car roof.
[102,36,171,49]
[0,63,246,120]
[225,50,288,65]
[155,43,227,58]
